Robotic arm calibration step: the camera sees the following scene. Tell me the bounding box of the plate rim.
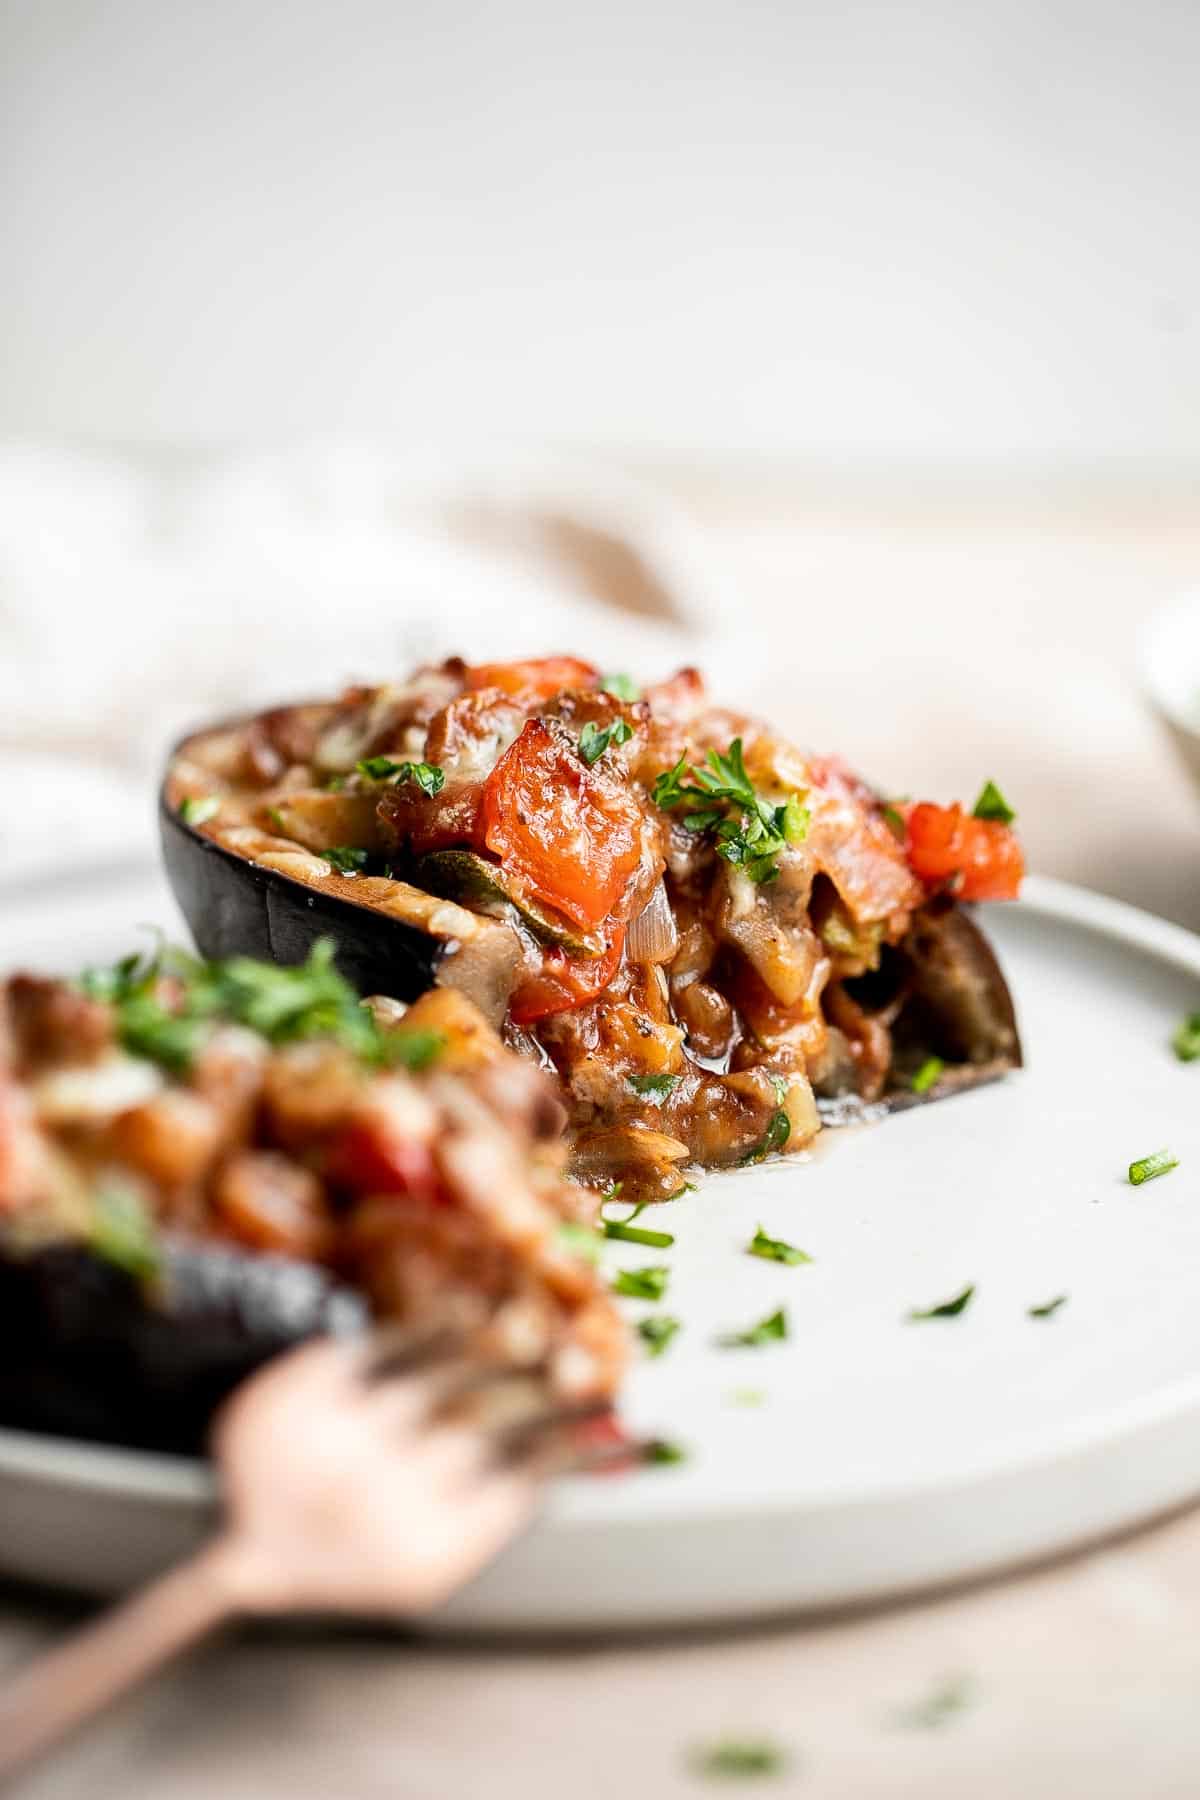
[2,871,1199,1526]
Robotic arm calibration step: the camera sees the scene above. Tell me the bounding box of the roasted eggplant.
[0,955,627,1455]
[162,657,1024,1198]
[0,1239,365,1455]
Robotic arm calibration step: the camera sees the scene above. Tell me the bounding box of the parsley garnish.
[355,757,446,796]
[690,1737,789,1778]
[637,1315,681,1357]
[747,1225,811,1266]
[737,1094,791,1166]
[178,794,220,827]
[612,1264,670,1301]
[600,672,641,701]
[910,1055,944,1094]
[643,1437,687,1466]
[1028,1294,1068,1319]
[652,738,808,884]
[90,1187,160,1280]
[879,798,909,840]
[627,1072,680,1101]
[718,1306,788,1349]
[323,846,370,875]
[80,939,440,1076]
[1129,1148,1178,1186]
[890,1675,973,1731]
[600,1191,676,1248]
[972,780,1016,825]
[1172,1012,1200,1062]
[578,717,634,766]
[907,1283,975,1321]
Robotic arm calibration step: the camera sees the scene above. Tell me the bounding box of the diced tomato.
[481,718,644,930]
[464,657,599,703]
[324,1094,441,1204]
[904,802,1024,902]
[509,928,625,1025]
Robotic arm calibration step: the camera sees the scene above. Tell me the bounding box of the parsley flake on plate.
[718,1306,788,1349]
[600,1192,675,1248]
[644,1437,687,1466]
[1128,1148,1178,1186]
[890,1674,974,1731]
[689,1737,790,1779]
[612,1264,670,1301]
[971,780,1017,825]
[637,1315,681,1357]
[907,1283,975,1321]
[747,1225,811,1267]
[578,717,634,766]
[1027,1294,1068,1319]
[1172,1012,1200,1062]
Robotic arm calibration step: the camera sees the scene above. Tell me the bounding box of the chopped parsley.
[643,1437,687,1466]
[1129,1148,1178,1186]
[689,1737,789,1779]
[718,1306,788,1349]
[747,1225,811,1267]
[178,794,220,827]
[627,1071,680,1101]
[637,1315,681,1357]
[880,798,908,840]
[578,717,634,766]
[80,939,441,1076]
[740,1104,791,1165]
[355,757,445,796]
[600,672,641,702]
[90,1187,160,1280]
[1172,1012,1200,1062]
[907,1283,975,1321]
[972,780,1016,825]
[891,1674,973,1731]
[322,845,370,875]
[1028,1294,1068,1319]
[612,1264,670,1301]
[910,1055,944,1094]
[652,738,808,884]
[600,1192,676,1249]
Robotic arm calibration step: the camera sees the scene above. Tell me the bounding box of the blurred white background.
[2,0,1200,926]
[3,0,1198,466]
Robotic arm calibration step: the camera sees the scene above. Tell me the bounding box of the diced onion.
[626,880,678,965]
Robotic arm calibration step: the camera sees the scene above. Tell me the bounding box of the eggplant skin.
[0,1239,367,1457]
[160,788,443,1006]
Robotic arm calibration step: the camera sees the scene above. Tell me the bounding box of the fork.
[0,1329,621,1781]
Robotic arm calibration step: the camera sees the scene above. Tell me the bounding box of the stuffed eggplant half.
[164,656,1024,1202]
[0,949,626,1453]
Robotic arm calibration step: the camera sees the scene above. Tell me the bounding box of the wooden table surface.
[4,484,1200,1798]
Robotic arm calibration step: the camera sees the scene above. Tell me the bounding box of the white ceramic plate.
[3,873,1200,1633]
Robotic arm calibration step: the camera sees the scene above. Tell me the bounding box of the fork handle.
[0,1539,239,1782]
